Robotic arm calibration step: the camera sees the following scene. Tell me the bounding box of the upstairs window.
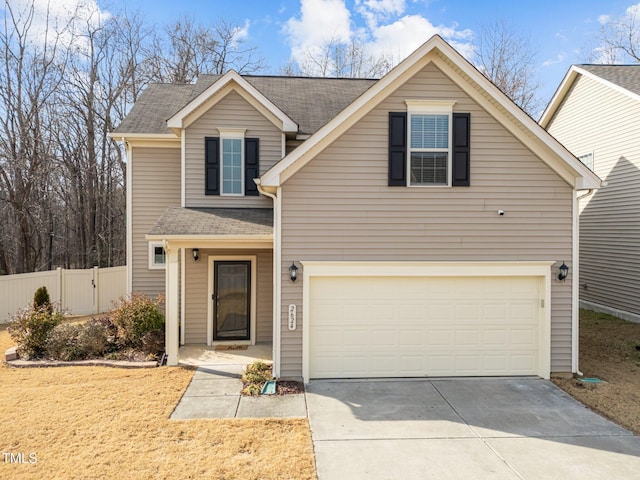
[222,137,243,195]
[205,131,259,197]
[409,114,450,186]
[389,100,470,188]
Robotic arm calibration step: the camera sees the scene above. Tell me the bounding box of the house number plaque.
[288,304,296,331]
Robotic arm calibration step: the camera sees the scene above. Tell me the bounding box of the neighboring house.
[540,65,640,323]
[112,36,599,382]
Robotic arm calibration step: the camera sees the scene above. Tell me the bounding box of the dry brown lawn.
[0,324,316,480]
[553,309,640,435]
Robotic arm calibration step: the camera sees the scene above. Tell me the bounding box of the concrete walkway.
[170,364,307,419]
[306,378,640,480]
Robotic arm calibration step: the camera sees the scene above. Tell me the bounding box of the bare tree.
[291,36,391,78]
[143,17,265,84]
[597,5,640,63]
[473,20,542,116]
[0,0,68,273]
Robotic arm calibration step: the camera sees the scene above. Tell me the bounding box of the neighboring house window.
[389,100,470,188]
[205,131,259,197]
[577,152,594,171]
[148,242,165,270]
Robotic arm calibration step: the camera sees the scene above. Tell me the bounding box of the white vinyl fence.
[0,266,126,323]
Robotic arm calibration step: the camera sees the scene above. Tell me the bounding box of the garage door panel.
[309,275,541,378]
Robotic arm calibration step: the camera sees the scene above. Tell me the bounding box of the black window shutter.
[388,112,407,186]
[205,137,220,195]
[244,138,259,196]
[452,113,471,187]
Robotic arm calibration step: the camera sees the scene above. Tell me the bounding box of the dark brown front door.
[213,261,251,341]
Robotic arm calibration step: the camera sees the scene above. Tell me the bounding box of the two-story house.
[541,65,640,323]
[112,36,599,382]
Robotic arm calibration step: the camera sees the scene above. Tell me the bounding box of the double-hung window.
[219,129,246,196]
[406,100,455,187]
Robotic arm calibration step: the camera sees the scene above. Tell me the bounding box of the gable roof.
[540,64,640,128]
[113,74,376,136]
[260,35,601,191]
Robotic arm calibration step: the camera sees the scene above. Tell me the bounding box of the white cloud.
[598,14,611,25]
[369,14,473,60]
[542,52,566,67]
[284,0,474,74]
[356,0,406,29]
[284,0,352,64]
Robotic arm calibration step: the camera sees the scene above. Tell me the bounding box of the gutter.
[256,179,282,378]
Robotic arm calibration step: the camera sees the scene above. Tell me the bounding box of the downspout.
[573,188,594,377]
[256,180,281,378]
[123,137,133,294]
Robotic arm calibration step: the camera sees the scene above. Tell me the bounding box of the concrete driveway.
[306,378,640,480]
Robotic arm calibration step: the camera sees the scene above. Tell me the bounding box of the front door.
[213,261,251,341]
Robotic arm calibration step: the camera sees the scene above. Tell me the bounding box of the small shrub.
[110,292,164,347]
[33,286,52,312]
[46,323,84,361]
[140,329,165,357]
[241,361,273,396]
[241,383,262,396]
[8,305,63,359]
[77,319,115,358]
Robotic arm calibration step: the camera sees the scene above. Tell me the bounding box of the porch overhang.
[146,207,274,366]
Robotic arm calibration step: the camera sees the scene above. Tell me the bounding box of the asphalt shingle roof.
[114,75,377,135]
[114,84,194,134]
[578,64,640,97]
[148,208,273,237]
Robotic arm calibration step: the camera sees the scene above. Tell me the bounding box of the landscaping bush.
[241,361,273,396]
[110,292,164,347]
[78,318,116,357]
[8,305,63,359]
[140,329,165,358]
[33,286,52,312]
[46,323,84,361]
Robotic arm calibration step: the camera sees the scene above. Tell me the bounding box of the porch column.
[165,245,180,366]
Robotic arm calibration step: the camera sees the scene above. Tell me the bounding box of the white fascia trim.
[145,234,272,244]
[260,35,600,191]
[108,132,179,140]
[430,53,601,191]
[539,67,579,127]
[167,70,298,132]
[301,260,552,382]
[260,36,448,188]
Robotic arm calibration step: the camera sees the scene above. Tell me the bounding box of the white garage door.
[309,275,542,378]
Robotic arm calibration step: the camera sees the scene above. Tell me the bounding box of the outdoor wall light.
[192,248,200,261]
[558,261,569,281]
[289,262,298,282]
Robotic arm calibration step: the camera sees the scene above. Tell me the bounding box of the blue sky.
[40,0,640,109]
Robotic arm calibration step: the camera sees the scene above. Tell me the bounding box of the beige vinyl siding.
[184,249,273,344]
[547,75,640,317]
[184,90,282,207]
[280,63,574,378]
[131,147,181,296]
